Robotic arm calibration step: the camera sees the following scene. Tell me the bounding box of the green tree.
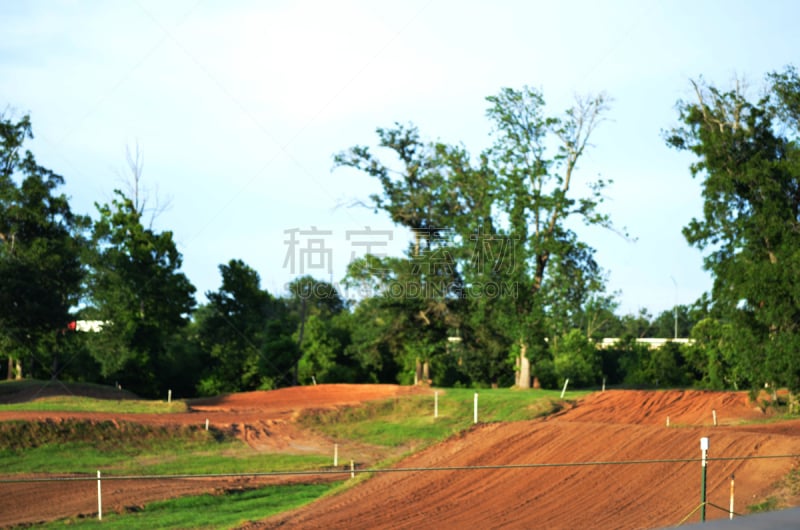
[335,86,618,388]
[666,66,800,392]
[341,257,454,385]
[287,275,348,385]
[683,317,745,389]
[335,131,465,383]
[196,259,296,395]
[650,305,696,339]
[552,329,601,387]
[0,113,88,380]
[85,191,195,396]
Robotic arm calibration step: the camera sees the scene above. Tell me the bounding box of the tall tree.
[335,129,464,383]
[85,190,195,396]
[0,113,88,379]
[666,66,800,392]
[335,87,617,388]
[485,87,615,387]
[196,259,296,394]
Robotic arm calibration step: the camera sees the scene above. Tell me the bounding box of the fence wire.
[2,453,798,484]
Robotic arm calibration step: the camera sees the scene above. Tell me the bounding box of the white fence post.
[334,443,339,467]
[434,391,439,419]
[97,470,102,521]
[560,378,570,399]
[168,389,172,403]
[473,392,478,424]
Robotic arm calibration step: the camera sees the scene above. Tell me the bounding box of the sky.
[2,0,799,317]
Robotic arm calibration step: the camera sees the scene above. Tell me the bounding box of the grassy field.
[0,395,187,413]
[299,387,587,447]
[0,420,330,475]
[0,379,185,413]
[40,482,341,530]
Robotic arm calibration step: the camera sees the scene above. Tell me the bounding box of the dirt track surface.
[251,390,800,530]
[0,384,425,527]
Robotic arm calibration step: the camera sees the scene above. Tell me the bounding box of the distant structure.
[68,320,105,333]
[596,338,694,349]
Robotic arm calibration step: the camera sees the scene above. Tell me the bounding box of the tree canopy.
[667,66,800,392]
[0,113,88,380]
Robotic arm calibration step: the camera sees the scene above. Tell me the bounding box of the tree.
[666,66,800,392]
[481,86,616,387]
[286,276,348,385]
[341,256,455,385]
[335,86,618,388]
[683,317,745,390]
[0,113,88,379]
[85,190,195,396]
[552,329,601,387]
[195,259,296,395]
[335,131,465,384]
[650,305,696,339]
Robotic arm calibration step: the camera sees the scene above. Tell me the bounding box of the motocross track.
[252,389,800,530]
[2,386,799,529]
[0,384,426,527]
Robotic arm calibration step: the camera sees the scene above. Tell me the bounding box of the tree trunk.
[422,361,430,384]
[518,340,530,389]
[14,358,22,380]
[6,356,12,380]
[514,355,520,387]
[294,296,307,386]
[415,358,422,385]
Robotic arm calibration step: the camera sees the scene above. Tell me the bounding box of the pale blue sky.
[2,0,799,315]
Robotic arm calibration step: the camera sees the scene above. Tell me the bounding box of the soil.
[1,386,799,529]
[247,389,800,530]
[0,384,427,527]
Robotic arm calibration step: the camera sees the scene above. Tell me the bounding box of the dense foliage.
[3,70,800,396]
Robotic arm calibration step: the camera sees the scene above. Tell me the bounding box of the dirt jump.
[251,389,800,530]
[1,386,799,529]
[0,384,426,527]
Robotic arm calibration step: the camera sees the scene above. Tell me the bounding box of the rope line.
[707,501,741,517]
[3,453,799,484]
[674,503,704,526]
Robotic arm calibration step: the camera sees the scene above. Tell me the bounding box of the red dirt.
[3,386,799,529]
[250,389,800,530]
[0,384,428,527]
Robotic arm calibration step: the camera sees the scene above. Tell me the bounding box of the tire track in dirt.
[0,384,430,527]
[251,390,800,530]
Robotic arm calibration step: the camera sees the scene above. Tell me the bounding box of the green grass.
[748,496,779,513]
[40,482,340,529]
[299,387,587,447]
[0,395,187,413]
[0,420,330,476]
[0,379,186,413]
[1,385,588,528]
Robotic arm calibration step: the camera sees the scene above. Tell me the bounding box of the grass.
[748,496,779,513]
[40,482,341,529]
[0,385,588,528]
[0,420,330,476]
[299,387,586,447]
[0,379,186,413]
[0,395,187,413]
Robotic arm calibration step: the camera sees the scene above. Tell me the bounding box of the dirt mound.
[253,390,800,530]
[189,384,424,418]
[0,383,425,527]
[551,389,768,426]
[0,380,138,404]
